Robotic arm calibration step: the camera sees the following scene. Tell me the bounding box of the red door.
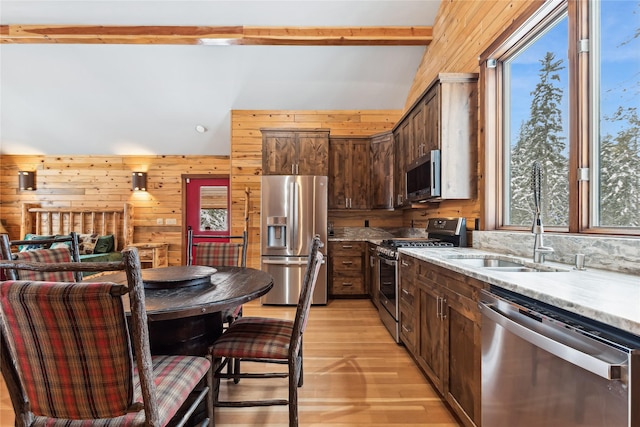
[185,177,231,263]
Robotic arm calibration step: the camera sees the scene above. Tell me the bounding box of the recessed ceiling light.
[195,125,207,133]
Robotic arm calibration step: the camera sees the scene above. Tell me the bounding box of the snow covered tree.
[599,107,640,226]
[509,52,568,226]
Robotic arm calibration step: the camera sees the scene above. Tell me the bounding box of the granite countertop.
[328,227,394,244]
[398,247,640,336]
[328,227,429,244]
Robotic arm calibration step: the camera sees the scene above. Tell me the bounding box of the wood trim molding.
[0,25,432,46]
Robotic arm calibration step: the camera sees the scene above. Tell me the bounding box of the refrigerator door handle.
[290,180,299,252]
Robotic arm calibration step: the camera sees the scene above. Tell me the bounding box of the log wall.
[0,1,539,265]
[402,0,542,230]
[0,155,230,265]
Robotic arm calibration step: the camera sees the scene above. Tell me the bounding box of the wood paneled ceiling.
[0,1,440,156]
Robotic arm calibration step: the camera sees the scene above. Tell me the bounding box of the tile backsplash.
[473,230,640,275]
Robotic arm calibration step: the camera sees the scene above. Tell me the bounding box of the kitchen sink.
[445,255,569,273]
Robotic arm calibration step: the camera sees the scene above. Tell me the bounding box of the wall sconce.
[132,172,148,191]
[18,171,36,191]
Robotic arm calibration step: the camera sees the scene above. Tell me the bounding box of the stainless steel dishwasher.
[479,287,639,427]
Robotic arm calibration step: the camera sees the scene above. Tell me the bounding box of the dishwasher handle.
[479,301,625,381]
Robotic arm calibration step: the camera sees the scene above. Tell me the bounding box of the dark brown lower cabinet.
[329,241,367,297]
[399,254,484,427]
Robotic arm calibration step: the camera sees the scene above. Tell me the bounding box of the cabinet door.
[370,132,394,209]
[418,284,445,393]
[262,132,297,175]
[297,132,329,175]
[444,289,481,427]
[349,139,370,209]
[393,128,406,207]
[423,85,440,153]
[328,139,349,209]
[411,104,425,160]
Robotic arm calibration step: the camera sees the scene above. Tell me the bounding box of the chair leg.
[233,357,241,384]
[289,359,299,427]
[297,342,304,387]
[207,355,223,426]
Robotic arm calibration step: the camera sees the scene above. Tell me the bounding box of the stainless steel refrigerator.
[260,175,328,305]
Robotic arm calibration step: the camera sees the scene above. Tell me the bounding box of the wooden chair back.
[0,249,165,425]
[289,235,324,357]
[0,232,82,282]
[187,226,248,267]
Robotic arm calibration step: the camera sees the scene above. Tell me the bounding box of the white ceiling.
[0,1,440,155]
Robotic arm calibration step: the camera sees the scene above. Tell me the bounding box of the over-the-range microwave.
[405,149,441,202]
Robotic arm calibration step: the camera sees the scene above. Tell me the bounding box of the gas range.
[376,217,467,260]
[376,217,467,344]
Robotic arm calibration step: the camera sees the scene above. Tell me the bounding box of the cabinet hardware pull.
[402,289,411,296]
[402,324,412,333]
[342,261,353,265]
[342,245,353,249]
[401,260,409,266]
[441,297,447,319]
[342,282,353,286]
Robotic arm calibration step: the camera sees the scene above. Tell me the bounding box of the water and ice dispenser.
[266,216,288,248]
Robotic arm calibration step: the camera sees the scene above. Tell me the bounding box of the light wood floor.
[0,299,461,426]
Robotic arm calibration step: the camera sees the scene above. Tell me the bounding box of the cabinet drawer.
[331,276,365,294]
[400,281,416,306]
[332,256,362,272]
[400,303,417,350]
[330,241,365,255]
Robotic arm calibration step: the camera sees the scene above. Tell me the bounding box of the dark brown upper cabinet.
[370,131,394,210]
[261,128,329,176]
[328,136,370,210]
[392,73,478,205]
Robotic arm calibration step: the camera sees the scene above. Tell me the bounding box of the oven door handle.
[378,257,397,267]
[478,301,626,381]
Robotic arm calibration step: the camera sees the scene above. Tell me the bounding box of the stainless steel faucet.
[531,162,554,263]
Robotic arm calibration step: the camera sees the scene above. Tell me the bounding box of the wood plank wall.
[230,110,404,267]
[0,155,230,265]
[0,1,539,264]
[402,0,542,231]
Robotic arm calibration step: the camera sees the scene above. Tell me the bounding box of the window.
[592,0,640,228]
[483,0,640,234]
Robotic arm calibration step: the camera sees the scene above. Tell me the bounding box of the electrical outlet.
[165,218,177,225]
[156,218,163,225]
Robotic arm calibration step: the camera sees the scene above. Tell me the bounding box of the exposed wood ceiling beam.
[0,25,432,45]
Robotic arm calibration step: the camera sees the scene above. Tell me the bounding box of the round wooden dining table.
[84,265,274,356]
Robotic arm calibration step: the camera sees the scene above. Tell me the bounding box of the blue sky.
[508,0,640,145]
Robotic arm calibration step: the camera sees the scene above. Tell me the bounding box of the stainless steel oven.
[480,287,639,427]
[376,217,467,343]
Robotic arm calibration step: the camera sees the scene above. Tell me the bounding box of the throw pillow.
[94,235,115,253]
[77,233,99,255]
[19,234,55,252]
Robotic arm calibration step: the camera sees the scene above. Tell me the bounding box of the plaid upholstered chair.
[0,248,211,427]
[0,232,82,282]
[187,227,248,378]
[207,236,323,427]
